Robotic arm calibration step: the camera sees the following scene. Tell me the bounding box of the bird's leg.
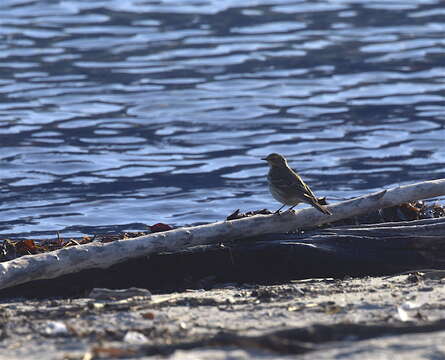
[274,204,286,214]
[285,204,297,213]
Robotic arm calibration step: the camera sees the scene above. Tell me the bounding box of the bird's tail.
[309,197,332,215]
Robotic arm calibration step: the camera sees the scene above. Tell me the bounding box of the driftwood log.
[0,179,444,291]
[2,217,445,298]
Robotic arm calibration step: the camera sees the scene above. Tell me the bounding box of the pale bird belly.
[269,184,301,205]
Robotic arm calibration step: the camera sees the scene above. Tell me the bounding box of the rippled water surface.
[1,0,445,238]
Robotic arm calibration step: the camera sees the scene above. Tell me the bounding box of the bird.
[262,153,332,215]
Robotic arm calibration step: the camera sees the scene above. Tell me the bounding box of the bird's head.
[261,153,288,167]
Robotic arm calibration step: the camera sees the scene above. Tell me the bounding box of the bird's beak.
[261,157,267,161]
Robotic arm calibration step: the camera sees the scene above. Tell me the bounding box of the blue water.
[0,0,444,238]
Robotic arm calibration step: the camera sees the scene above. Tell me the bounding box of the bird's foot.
[284,208,296,214]
[274,209,281,215]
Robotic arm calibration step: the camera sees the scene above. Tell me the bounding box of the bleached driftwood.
[0,179,444,291]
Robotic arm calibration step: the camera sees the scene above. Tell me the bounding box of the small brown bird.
[262,153,332,215]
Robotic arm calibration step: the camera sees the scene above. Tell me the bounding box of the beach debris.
[86,346,136,359]
[43,321,70,336]
[396,301,423,322]
[123,331,148,344]
[141,311,155,320]
[149,223,173,233]
[226,208,271,220]
[88,287,152,300]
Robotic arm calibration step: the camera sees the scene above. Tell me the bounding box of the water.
[0,0,444,239]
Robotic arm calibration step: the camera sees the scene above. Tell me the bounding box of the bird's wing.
[288,167,319,201]
[269,167,321,201]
